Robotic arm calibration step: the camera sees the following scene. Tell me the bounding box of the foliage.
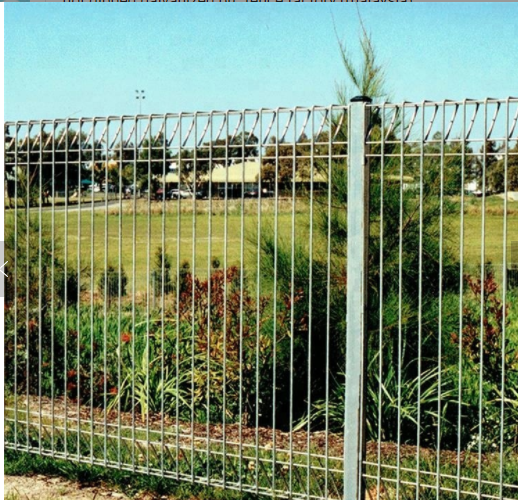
[171,266,272,423]
[193,131,259,167]
[334,18,388,103]
[98,264,128,303]
[471,140,518,194]
[4,128,99,206]
[171,132,259,188]
[455,272,510,383]
[452,277,518,452]
[493,141,518,193]
[4,212,68,395]
[109,334,191,420]
[261,134,312,190]
[152,245,173,296]
[482,140,501,193]
[295,348,457,447]
[258,24,463,442]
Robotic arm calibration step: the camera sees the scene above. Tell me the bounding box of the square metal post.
[344,96,371,500]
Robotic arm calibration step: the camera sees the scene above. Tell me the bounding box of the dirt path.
[3,475,148,500]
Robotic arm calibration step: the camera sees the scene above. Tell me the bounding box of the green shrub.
[4,212,66,396]
[452,276,518,452]
[108,335,191,419]
[151,245,173,296]
[295,344,458,446]
[171,266,271,424]
[97,264,127,303]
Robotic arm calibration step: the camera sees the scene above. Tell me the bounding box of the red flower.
[121,332,131,344]
[109,387,118,395]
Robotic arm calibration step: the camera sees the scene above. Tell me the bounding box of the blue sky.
[4,3,518,122]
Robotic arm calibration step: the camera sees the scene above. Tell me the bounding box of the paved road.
[6,199,126,213]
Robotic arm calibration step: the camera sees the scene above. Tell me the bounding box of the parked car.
[168,188,194,200]
[218,186,241,199]
[244,189,259,198]
[244,188,275,198]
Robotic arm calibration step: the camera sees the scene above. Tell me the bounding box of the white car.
[168,188,193,200]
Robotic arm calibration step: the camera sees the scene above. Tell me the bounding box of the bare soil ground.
[7,396,460,462]
[4,474,137,500]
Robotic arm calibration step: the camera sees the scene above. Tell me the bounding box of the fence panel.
[364,98,518,500]
[4,98,518,500]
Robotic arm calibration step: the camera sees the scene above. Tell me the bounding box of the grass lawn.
[5,196,517,292]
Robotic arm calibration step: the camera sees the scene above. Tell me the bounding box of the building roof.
[210,160,261,184]
[159,159,329,185]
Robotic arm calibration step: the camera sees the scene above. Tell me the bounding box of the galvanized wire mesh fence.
[4,98,518,500]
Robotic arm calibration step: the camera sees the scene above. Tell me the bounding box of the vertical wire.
[49,122,56,454]
[238,111,246,490]
[38,120,43,454]
[160,115,167,476]
[190,112,198,481]
[146,116,152,472]
[436,102,446,500]
[288,108,297,496]
[306,107,315,498]
[477,100,488,499]
[25,123,31,451]
[64,121,69,458]
[48,124,56,457]
[395,105,405,500]
[90,120,96,463]
[13,122,19,450]
[222,111,229,488]
[272,108,280,496]
[25,122,32,449]
[206,113,213,485]
[77,119,83,461]
[118,118,124,469]
[324,105,334,499]
[415,102,425,500]
[131,116,138,471]
[175,115,182,481]
[456,101,467,499]
[377,104,386,500]
[24,124,30,451]
[254,110,263,495]
[103,120,109,466]
[498,98,510,500]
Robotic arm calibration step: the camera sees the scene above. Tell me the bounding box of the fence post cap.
[350,96,373,103]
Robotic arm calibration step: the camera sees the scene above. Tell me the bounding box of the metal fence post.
[344,96,371,500]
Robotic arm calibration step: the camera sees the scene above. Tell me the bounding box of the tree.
[196,131,258,166]
[483,140,502,193]
[170,131,259,190]
[260,134,312,191]
[509,142,518,190]
[4,127,95,206]
[419,132,470,196]
[258,24,461,446]
[487,140,518,193]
